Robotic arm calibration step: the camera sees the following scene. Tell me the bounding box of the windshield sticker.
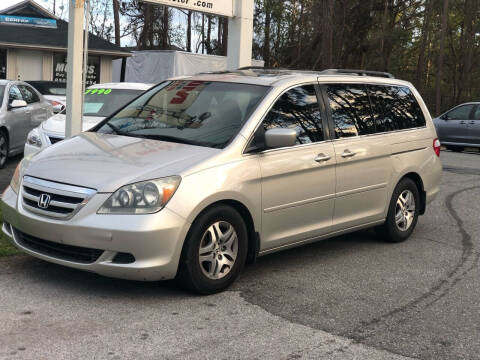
[84,103,104,114]
[85,89,112,95]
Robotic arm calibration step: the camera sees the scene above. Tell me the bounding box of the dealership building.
[0,0,130,85]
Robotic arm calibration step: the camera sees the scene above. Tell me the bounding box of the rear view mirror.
[9,99,27,109]
[265,128,297,149]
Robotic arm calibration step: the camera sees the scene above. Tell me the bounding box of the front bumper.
[1,186,191,281]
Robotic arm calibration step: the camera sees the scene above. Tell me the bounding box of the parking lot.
[0,150,479,359]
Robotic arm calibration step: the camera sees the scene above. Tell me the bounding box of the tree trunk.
[456,0,477,103]
[415,0,433,93]
[113,0,121,46]
[161,6,169,49]
[187,11,192,52]
[206,16,212,54]
[435,0,449,115]
[221,17,228,56]
[263,2,272,67]
[201,14,205,54]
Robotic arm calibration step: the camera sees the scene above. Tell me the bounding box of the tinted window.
[369,85,426,131]
[446,104,474,120]
[261,85,324,145]
[9,85,22,102]
[98,81,268,149]
[18,85,40,104]
[326,84,375,138]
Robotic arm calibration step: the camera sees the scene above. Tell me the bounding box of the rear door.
[466,105,480,146]
[436,104,474,144]
[322,83,392,230]
[257,84,336,250]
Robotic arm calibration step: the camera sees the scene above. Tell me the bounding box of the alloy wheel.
[198,221,238,280]
[395,189,416,232]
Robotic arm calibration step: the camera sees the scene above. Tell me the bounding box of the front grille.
[49,136,63,145]
[14,228,103,264]
[21,176,96,220]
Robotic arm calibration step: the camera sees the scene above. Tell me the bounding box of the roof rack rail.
[320,69,395,79]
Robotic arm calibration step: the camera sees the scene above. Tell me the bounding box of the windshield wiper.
[130,133,215,147]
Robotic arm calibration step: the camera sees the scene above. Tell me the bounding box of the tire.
[178,205,248,294]
[0,131,8,169]
[446,145,463,152]
[376,178,420,243]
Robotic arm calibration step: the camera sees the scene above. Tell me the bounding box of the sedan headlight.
[26,128,42,147]
[98,176,181,214]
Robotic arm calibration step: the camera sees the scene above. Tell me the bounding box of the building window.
[52,53,100,85]
[0,49,6,80]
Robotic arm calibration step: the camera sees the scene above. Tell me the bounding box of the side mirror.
[265,128,297,149]
[52,104,65,114]
[9,99,27,109]
[441,114,449,120]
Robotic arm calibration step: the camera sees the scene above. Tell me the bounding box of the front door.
[466,105,480,146]
[257,84,336,251]
[436,104,474,144]
[6,85,31,150]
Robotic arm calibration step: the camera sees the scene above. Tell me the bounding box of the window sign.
[53,54,100,86]
[143,0,234,17]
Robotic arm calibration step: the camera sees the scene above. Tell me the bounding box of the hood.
[25,132,221,192]
[42,113,105,135]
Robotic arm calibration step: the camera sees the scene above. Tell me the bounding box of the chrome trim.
[264,193,335,213]
[2,222,13,238]
[23,176,96,196]
[21,176,97,220]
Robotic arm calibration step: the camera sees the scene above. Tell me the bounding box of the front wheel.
[376,178,420,243]
[178,205,248,294]
[0,132,8,169]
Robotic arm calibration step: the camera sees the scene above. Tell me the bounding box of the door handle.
[469,121,475,124]
[341,150,356,158]
[314,153,331,163]
[460,121,467,124]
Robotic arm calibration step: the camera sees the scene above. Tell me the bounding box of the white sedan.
[24,82,153,156]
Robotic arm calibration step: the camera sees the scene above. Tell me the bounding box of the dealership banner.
[143,0,234,17]
[0,15,57,28]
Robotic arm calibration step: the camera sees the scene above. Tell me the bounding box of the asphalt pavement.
[1,150,480,359]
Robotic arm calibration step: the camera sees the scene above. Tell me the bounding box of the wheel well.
[402,172,426,215]
[0,126,8,144]
[193,200,260,264]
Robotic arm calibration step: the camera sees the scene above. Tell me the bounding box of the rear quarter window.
[368,85,426,132]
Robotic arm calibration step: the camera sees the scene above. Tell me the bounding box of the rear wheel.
[377,178,420,243]
[0,131,8,169]
[178,205,248,294]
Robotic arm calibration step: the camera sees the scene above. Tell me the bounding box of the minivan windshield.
[96,81,269,148]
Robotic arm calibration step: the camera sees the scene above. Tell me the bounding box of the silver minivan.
[0,80,53,168]
[1,69,442,294]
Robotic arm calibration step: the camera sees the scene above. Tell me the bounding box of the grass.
[0,206,21,257]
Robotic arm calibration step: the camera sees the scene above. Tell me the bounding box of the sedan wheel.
[0,133,8,169]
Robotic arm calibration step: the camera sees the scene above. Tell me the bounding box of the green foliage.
[0,207,20,257]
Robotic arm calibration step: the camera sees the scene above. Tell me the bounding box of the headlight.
[26,128,42,147]
[10,161,23,194]
[98,176,181,214]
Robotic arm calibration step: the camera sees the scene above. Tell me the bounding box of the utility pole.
[65,0,85,138]
[227,0,254,70]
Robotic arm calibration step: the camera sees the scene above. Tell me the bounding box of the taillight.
[50,100,62,107]
[433,138,441,157]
